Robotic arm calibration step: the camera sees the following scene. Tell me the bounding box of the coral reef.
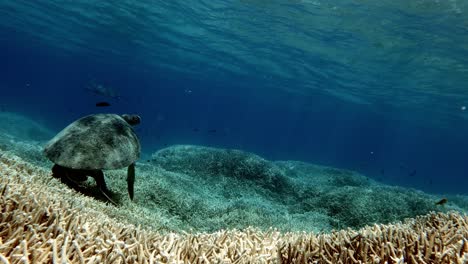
[1,152,467,263]
[298,186,435,229]
[150,145,292,193]
[0,116,465,234]
[279,212,468,263]
[0,112,53,141]
[1,111,467,235]
[144,145,457,232]
[0,112,52,166]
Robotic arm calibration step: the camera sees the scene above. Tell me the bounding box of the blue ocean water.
[1,1,467,194]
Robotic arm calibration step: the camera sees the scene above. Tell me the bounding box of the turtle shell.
[44,114,140,170]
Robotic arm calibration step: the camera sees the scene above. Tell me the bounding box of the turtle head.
[121,114,141,126]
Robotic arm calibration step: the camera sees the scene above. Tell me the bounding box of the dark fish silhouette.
[192,128,199,132]
[208,129,217,133]
[409,170,417,177]
[435,198,447,205]
[96,102,111,107]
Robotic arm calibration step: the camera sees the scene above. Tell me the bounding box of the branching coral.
[278,212,468,263]
[1,152,467,263]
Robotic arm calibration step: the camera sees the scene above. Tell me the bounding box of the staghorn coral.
[278,212,468,263]
[1,152,468,263]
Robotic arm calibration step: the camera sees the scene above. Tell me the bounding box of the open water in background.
[1,1,468,194]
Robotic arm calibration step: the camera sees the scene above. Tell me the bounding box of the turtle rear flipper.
[127,163,135,200]
[99,189,118,206]
[92,170,118,206]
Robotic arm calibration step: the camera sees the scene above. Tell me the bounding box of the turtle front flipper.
[127,163,135,200]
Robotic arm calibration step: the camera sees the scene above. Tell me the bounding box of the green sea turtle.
[43,113,141,204]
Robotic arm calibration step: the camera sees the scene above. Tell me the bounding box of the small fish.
[96,102,111,107]
[380,169,385,175]
[435,198,448,205]
[192,128,199,132]
[409,170,417,177]
[208,129,217,133]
